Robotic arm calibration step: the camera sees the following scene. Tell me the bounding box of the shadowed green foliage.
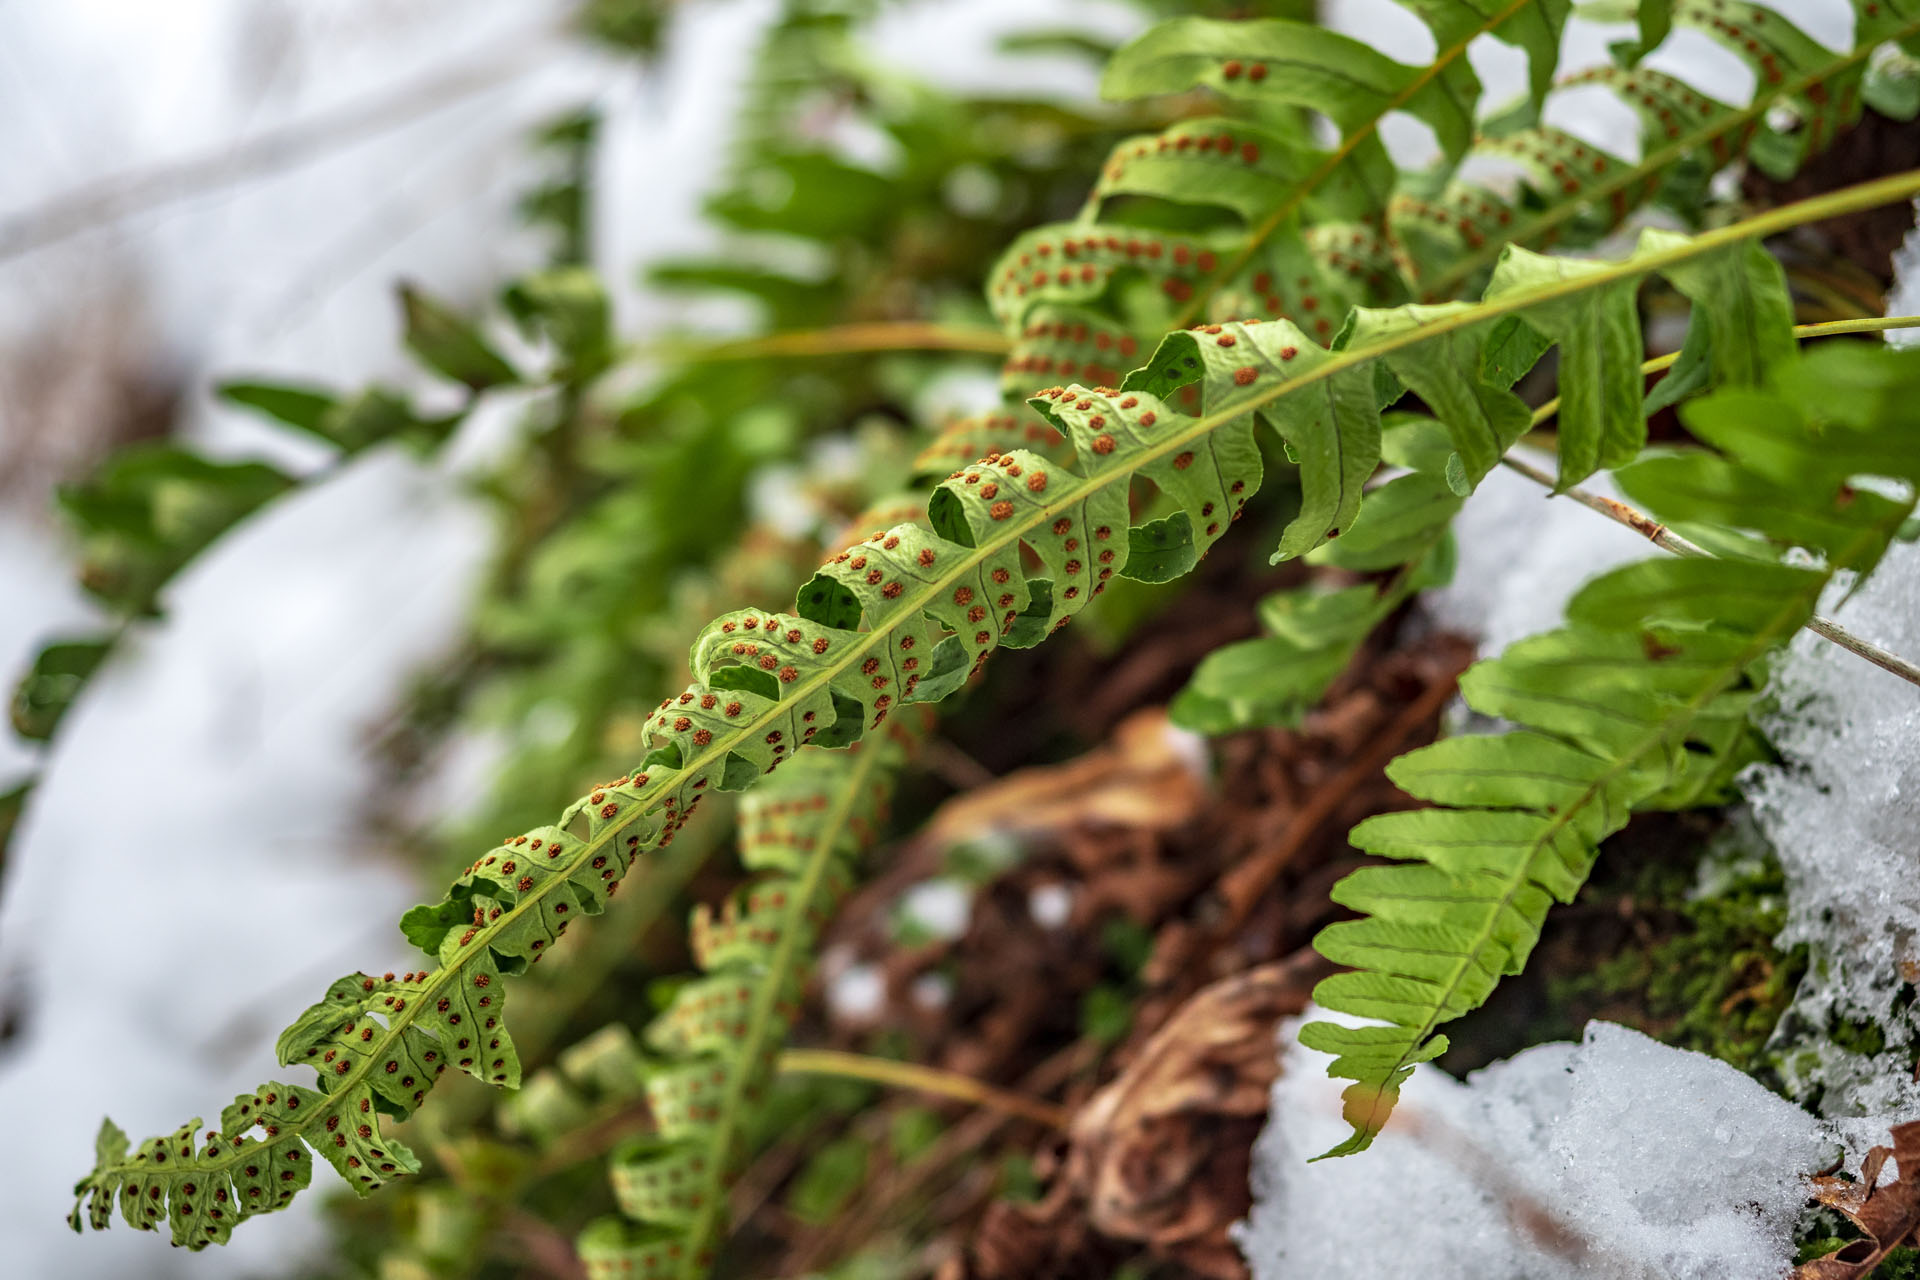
[1304,341,1920,1156]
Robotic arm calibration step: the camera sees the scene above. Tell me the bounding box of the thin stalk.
[526,1047,1072,1181]
[1500,451,1920,689]
[653,322,1010,364]
[775,1048,1071,1130]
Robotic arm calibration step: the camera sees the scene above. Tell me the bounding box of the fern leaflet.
[990,0,1919,359]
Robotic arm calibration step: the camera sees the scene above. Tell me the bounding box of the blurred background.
[0,2,1139,1274]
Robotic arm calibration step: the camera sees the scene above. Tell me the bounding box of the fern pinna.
[986,0,1917,730]
[68,149,1920,1251]
[576,712,923,1276]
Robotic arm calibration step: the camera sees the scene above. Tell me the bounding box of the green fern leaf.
[1030,0,1915,339]
[1303,342,1920,1157]
[579,717,920,1279]
[1415,0,1920,294]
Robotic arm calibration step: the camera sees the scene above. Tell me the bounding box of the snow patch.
[1742,539,1920,1161]
[1241,1018,1830,1280]
[899,877,974,942]
[1423,464,1651,656]
[828,963,887,1023]
[1727,201,1920,1167]
[0,450,488,1278]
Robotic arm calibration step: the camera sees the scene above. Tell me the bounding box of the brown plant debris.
[1798,1121,1920,1279]
[948,951,1329,1280]
[924,706,1213,847]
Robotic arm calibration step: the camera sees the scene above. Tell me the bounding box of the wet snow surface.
[1242,1017,1831,1280]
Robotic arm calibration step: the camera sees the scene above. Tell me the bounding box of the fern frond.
[1302,340,1920,1158]
[1096,0,1570,298]
[578,715,921,1278]
[1171,254,1797,738]
[997,0,1918,338]
[1414,0,1920,296]
[69,172,1920,1252]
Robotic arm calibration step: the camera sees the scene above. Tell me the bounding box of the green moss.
[1543,845,1807,1076]
[1829,1013,1890,1059]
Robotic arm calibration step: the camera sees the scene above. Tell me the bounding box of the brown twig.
[1498,451,1920,690]
[1215,652,1472,932]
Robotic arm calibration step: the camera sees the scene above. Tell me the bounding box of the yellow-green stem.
[649,322,1010,365]
[776,1049,1071,1129]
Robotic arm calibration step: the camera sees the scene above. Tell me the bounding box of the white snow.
[1028,882,1074,929]
[1714,201,1920,1168]
[898,877,974,942]
[1746,541,1920,1005]
[1241,1017,1832,1280]
[1741,535,1920,1164]
[827,963,888,1024]
[0,450,490,1279]
[1423,463,1653,656]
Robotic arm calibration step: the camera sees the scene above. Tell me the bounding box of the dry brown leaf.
[921,707,1209,847]
[957,950,1329,1280]
[1798,1121,1920,1279]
